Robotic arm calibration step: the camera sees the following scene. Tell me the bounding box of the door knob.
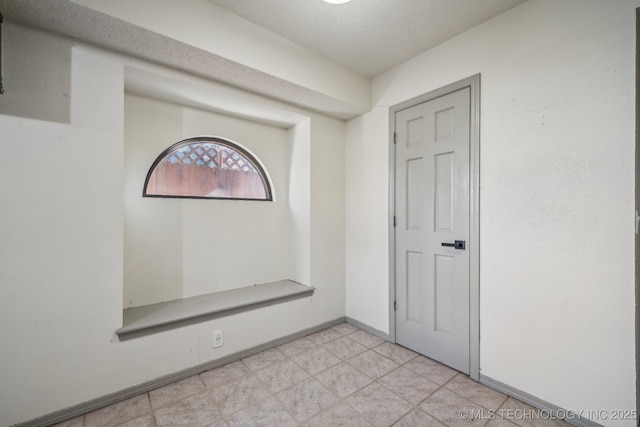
[441,240,465,250]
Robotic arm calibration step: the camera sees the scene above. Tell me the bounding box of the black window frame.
[143,136,273,201]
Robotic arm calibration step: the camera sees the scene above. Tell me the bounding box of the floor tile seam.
[208,373,255,407]
[444,385,496,411]
[270,379,340,425]
[398,380,445,420]
[440,373,508,412]
[316,343,346,360]
[306,338,333,346]
[316,337,350,357]
[310,362,374,398]
[140,393,157,426]
[352,341,380,349]
[306,358,342,379]
[216,384,275,423]
[199,372,245,392]
[342,381,417,427]
[216,402,237,426]
[493,397,528,427]
[335,395,395,427]
[351,346,396,365]
[420,406,465,427]
[291,343,332,360]
[148,382,206,412]
[285,349,334,377]
[358,383,416,427]
[371,341,404,358]
[329,326,357,336]
[399,360,459,386]
[97,393,152,427]
[416,384,497,427]
[308,331,348,345]
[497,396,515,411]
[379,376,442,408]
[370,376,419,409]
[370,349,401,371]
[215,395,266,427]
[342,356,379,381]
[383,352,421,366]
[269,390,303,424]
[238,357,255,375]
[399,407,444,426]
[305,329,347,345]
[142,393,157,427]
[252,356,313,394]
[393,355,432,379]
[149,388,222,423]
[298,406,325,426]
[442,384,509,412]
[385,407,416,427]
[336,329,359,338]
[277,340,319,358]
[208,371,273,418]
[344,350,400,380]
[240,347,289,373]
[283,340,322,358]
[319,340,369,360]
[150,401,159,427]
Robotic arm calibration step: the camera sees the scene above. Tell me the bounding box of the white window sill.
[116,280,314,340]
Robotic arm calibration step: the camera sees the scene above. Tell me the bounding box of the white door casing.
[391,76,480,378]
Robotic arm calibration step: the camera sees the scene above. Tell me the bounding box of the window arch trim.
[143,136,273,201]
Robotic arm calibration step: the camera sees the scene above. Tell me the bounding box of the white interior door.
[395,87,471,374]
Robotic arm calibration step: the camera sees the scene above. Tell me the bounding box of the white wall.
[310,116,347,320]
[287,119,312,285]
[124,95,292,307]
[0,26,345,426]
[345,0,637,424]
[345,106,390,331]
[0,23,71,123]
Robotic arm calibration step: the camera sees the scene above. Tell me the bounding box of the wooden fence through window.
[145,162,268,199]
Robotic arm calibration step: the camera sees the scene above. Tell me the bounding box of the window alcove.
[122,88,312,338]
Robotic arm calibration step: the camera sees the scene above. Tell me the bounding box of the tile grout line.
[71,324,532,427]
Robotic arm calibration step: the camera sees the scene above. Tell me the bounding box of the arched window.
[143,136,272,201]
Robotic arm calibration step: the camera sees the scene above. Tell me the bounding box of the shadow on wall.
[0,22,71,124]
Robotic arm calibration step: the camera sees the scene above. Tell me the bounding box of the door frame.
[635,7,639,417]
[388,74,481,381]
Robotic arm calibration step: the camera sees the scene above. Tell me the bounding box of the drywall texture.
[0,23,71,122]
[345,106,391,331]
[124,95,292,307]
[70,0,370,115]
[345,0,637,424]
[287,119,312,285]
[205,0,525,77]
[0,26,345,426]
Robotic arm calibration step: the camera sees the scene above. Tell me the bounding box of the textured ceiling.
[206,0,526,77]
[0,0,369,119]
[0,0,527,119]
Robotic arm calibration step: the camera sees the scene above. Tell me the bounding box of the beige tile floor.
[53,323,571,427]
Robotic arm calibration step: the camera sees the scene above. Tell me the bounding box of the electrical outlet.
[213,330,223,348]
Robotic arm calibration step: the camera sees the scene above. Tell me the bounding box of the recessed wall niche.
[123,86,310,309]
